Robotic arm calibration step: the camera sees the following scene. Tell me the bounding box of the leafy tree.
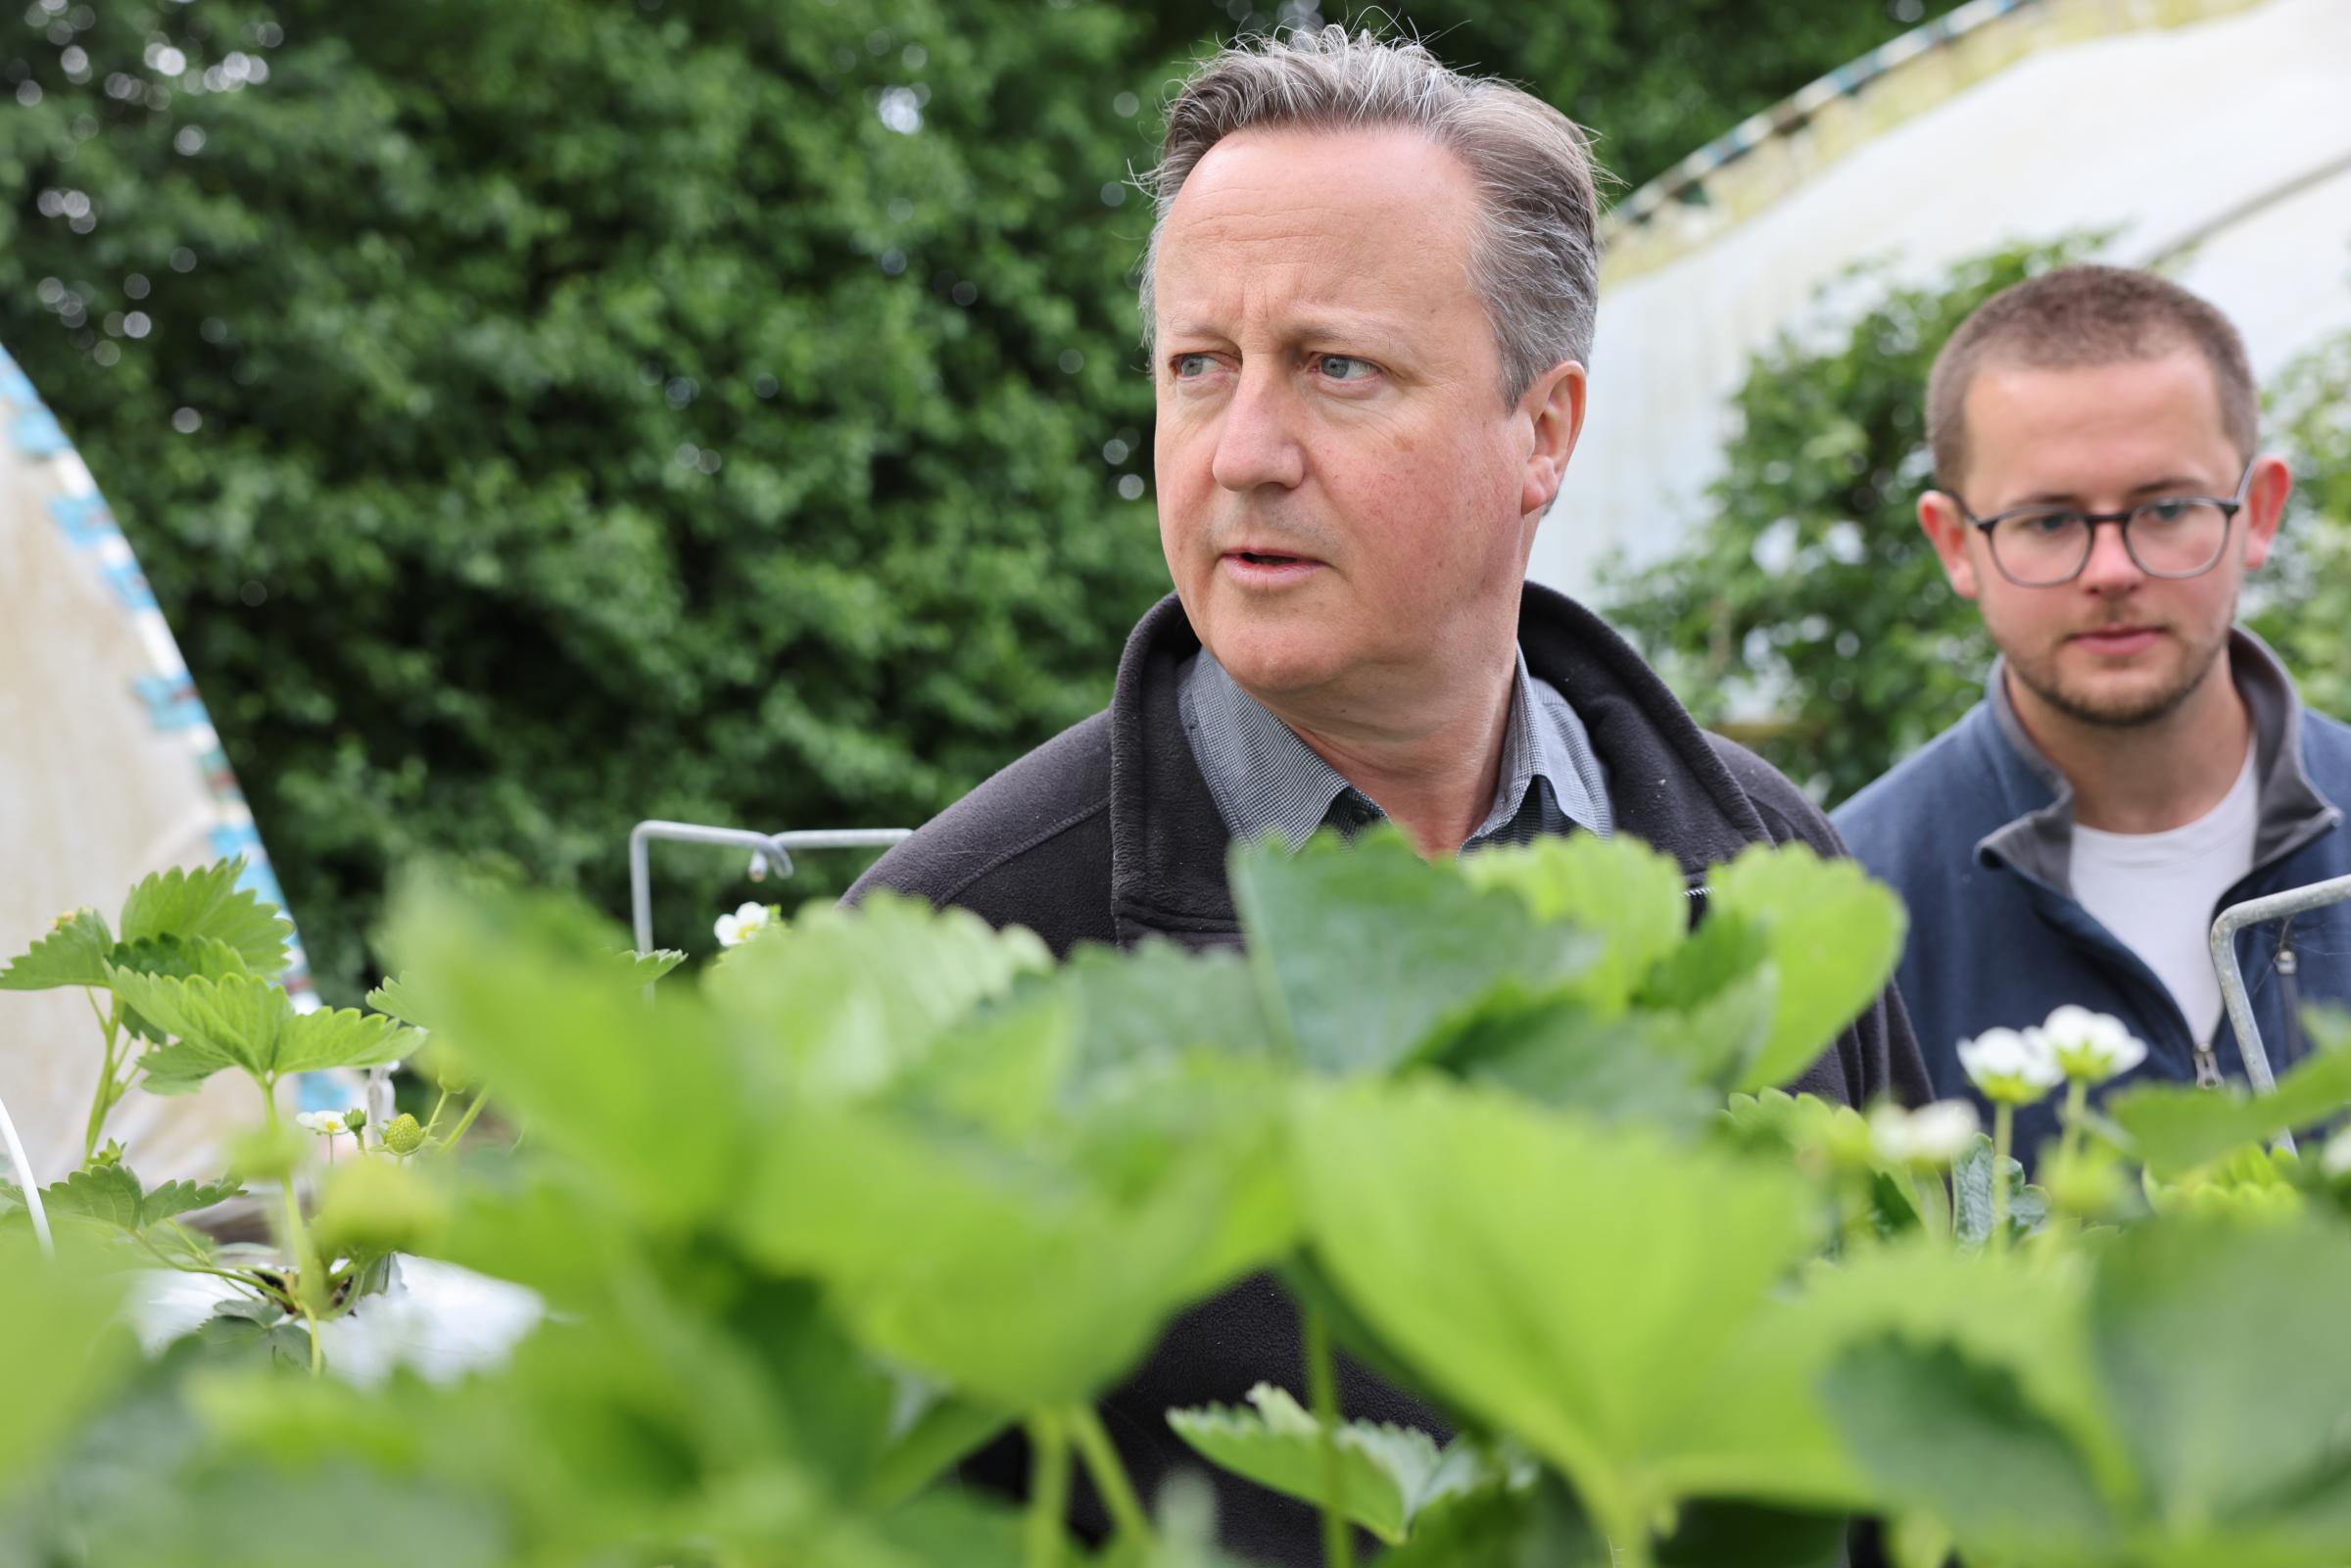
[2245,328,2351,719]
[0,0,1960,999]
[1602,239,2351,806]
[1601,244,2074,802]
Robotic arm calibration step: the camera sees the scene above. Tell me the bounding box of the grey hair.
[1140,25,1604,404]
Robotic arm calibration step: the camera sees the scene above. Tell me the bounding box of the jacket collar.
[1103,585,1768,943]
[1976,625,2341,890]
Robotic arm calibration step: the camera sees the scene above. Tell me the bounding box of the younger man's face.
[1921,348,2285,729]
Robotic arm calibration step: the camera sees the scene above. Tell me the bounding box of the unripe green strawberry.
[382,1113,425,1156]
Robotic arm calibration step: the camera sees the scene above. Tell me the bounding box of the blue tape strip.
[48,491,117,546]
[10,406,67,455]
[133,673,209,731]
[104,559,155,610]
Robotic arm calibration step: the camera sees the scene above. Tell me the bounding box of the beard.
[2004,614,2232,729]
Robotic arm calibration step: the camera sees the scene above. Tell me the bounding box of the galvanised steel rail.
[627,820,913,956]
[2210,870,2351,1158]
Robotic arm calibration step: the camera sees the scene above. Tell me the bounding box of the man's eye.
[1171,353,1215,379]
[1316,355,1377,382]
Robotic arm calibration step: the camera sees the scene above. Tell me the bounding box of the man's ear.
[2238,453,2292,571]
[1517,359,1588,518]
[1919,490,1982,600]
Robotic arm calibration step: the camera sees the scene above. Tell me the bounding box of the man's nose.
[2077,517,2145,594]
[1209,365,1306,493]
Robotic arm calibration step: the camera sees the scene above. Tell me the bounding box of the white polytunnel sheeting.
[0,347,343,1184]
[1535,0,2351,602]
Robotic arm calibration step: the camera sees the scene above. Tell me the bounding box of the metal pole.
[0,1086,52,1254]
[2209,869,2351,1156]
[627,821,912,956]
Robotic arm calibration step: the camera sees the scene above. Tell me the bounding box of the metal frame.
[627,820,912,955]
[2210,870,2351,1155]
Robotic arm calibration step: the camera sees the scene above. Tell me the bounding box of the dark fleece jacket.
[850,586,1929,1563]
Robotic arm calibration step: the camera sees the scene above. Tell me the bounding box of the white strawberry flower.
[295,1109,354,1139]
[2323,1134,2351,1183]
[2040,1005,2147,1084]
[1957,1026,2063,1107]
[1868,1101,1983,1167]
[714,900,774,948]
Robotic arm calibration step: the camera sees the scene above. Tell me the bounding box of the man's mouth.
[1219,546,1324,582]
[2070,625,2163,654]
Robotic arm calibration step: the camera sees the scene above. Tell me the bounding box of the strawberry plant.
[5,834,2350,1568]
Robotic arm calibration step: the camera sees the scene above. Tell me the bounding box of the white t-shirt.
[2071,745,2260,1043]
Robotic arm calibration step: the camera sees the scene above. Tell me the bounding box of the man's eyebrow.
[2127,475,2221,497]
[1158,314,1406,350]
[2005,476,2222,508]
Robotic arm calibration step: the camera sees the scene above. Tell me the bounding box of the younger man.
[1836,264,2350,1160]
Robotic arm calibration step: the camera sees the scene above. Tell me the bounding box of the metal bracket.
[627,820,912,956]
[2209,869,2351,1156]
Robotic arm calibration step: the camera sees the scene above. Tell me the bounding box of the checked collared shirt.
[1176,644,1612,852]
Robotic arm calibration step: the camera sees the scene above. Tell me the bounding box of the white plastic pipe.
[0,1086,52,1254]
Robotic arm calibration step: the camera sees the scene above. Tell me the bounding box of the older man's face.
[1151,128,1563,706]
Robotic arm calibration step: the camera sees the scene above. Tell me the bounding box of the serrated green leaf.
[1379,1473,1607,1567]
[386,878,748,1227]
[107,933,255,1042]
[0,907,116,991]
[35,1163,242,1233]
[740,1058,1294,1407]
[140,1178,245,1225]
[38,1162,145,1228]
[272,1007,414,1077]
[705,891,1052,1104]
[2092,1217,2351,1539]
[1429,988,1717,1129]
[1168,1383,1473,1544]
[1053,938,1273,1087]
[2108,1012,2351,1178]
[1229,831,1602,1075]
[1667,1237,2126,1515]
[618,949,687,984]
[118,859,292,978]
[364,973,435,1031]
[1951,1135,2050,1249]
[1462,832,1692,1013]
[1822,1337,2117,1558]
[109,969,411,1089]
[1295,1076,1820,1523]
[1704,844,1905,1092]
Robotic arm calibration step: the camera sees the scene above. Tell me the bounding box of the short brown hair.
[1142,26,1603,403]
[1926,263,2258,488]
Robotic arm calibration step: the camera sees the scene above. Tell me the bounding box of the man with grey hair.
[855,25,1926,1558]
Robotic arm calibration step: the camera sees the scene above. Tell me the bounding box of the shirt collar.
[1177,644,1608,853]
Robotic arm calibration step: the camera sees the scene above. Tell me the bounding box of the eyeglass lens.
[1989,499,2231,586]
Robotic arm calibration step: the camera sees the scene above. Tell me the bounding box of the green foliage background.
[1604,244,2351,804]
[0,0,1958,999]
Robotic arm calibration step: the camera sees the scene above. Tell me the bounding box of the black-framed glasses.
[1955,462,2255,588]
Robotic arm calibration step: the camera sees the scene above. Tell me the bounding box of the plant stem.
[2058,1079,2087,1167]
[1303,1306,1356,1568]
[1024,1410,1070,1568]
[81,989,123,1163]
[1588,1486,1656,1568]
[1990,1103,2014,1256]
[262,1081,329,1370]
[1066,1402,1152,1546]
[421,1085,452,1139]
[439,1086,492,1150]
